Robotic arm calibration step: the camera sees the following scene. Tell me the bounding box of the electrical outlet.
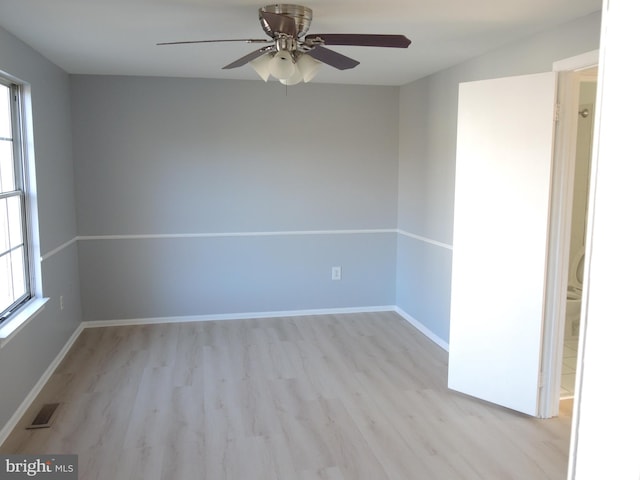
[332,266,342,281]
[59,295,64,310]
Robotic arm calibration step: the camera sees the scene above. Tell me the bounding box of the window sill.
[0,298,49,349]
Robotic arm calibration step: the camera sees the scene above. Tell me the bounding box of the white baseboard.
[0,323,84,446]
[82,305,398,329]
[394,307,449,352]
[1,304,445,446]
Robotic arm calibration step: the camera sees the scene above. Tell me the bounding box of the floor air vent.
[26,403,60,429]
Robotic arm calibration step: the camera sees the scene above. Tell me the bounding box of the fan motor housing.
[259,4,313,38]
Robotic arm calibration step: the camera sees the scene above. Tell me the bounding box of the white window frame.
[0,72,46,347]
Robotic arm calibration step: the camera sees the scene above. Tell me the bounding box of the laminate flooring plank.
[338,389,448,479]
[399,388,520,478]
[201,337,240,382]
[260,433,300,480]
[202,377,246,442]
[267,316,306,343]
[272,396,337,472]
[111,366,173,480]
[315,397,390,480]
[348,378,468,478]
[144,324,180,368]
[294,340,349,400]
[238,376,285,438]
[204,435,280,480]
[171,323,205,387]
[300,466,347,480]
[267,339,307,380]
[53,327,107,375]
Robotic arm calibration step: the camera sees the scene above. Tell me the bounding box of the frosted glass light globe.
[280,66,303,86]
[269,51,295,80]
[296,54,322,82]
[249,53,273,82]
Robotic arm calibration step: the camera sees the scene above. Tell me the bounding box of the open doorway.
[539,52,600,419]
[561,70,597,399]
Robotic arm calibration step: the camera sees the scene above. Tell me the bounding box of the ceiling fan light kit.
[157,4,411,85]
[249,50,322,84]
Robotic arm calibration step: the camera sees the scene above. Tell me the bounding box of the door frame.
[538,50,599,418]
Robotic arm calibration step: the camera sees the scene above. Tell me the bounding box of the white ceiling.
[0,0,601,86]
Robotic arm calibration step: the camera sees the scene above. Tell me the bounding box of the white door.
[448,72,557,416]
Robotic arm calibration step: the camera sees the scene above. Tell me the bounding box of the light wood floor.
[0,312,572,479]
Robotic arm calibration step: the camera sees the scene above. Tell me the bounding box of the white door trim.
[539,50,599,419]
[553,50,600,72]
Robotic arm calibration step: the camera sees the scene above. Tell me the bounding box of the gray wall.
[0,28,82,430]
[71,76,399,320]
[396,11,602,343]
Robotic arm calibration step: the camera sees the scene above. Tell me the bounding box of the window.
[0,79,32,325]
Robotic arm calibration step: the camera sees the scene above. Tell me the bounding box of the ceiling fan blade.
[306,34,411,48]
[222,46,274,69]
[260,11,298,37]
[306,46,359,70]
[157,39,269,46]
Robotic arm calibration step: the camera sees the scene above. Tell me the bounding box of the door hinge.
[554,103,560,123]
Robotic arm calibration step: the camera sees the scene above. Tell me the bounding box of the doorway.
[540,52,600,418]
[561,71,597,399]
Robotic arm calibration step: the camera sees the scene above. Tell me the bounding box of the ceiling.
[0,0,601,86]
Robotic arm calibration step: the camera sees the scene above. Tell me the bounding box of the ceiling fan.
[157,4,411,85]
